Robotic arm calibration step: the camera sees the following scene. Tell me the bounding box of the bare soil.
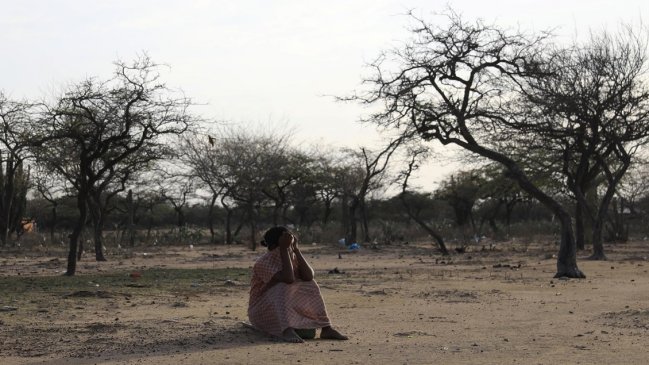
[2,239,649,364]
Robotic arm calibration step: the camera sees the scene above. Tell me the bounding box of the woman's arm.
[293,240,314,281]
[266,232,296,287]
[277,245,296,283]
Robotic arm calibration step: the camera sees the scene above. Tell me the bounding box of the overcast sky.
[2,0,647,188]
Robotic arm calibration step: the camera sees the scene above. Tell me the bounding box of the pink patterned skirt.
[248,280,331,337]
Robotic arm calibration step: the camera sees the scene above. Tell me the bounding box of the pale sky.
[2,0,647,189]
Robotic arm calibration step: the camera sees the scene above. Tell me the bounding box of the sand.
[1,240,649,364]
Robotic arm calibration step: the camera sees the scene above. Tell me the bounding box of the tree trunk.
[591,159,630,259]
[416,215,449,255]
[221,196,233,244]
[50,204,58,246]
[0,159,16,246]
[146,212,153,245]
[66,194,88,276]
[341,195,349,244]
[349,201,358,244]
[322,199,332,226]
[77,234,84,261]
[272,203,280,226]
[175,206,185,242]
[208,193,217,244]
[175,207,185,228]
[554,211,585,278]
[575,200,585,251]
[361,201,371,243]
[605,198,629,244]
[225,208,233,244]
[400,193,449,255]
[127,189,135,247]
[505,200,515,229]
[589,219,607,260]
[93,220,107,261]
[282,205,291,226]
[249,207,257,251]
[234,221,243,239]
[589,184,620,261]
[488,217,499,237]
[89,197,107,262]
[469,211,478,241]
[461,143,585,278]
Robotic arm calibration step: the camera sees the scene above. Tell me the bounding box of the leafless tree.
[183,126,291,249]
[608,155,649,241]
[339,137,403,244]
[0,93,32,246]
[32,55,194,275]
[154,167,195,238]
[350,11,585,277]
[518,25,649,259]
[312,154,341,227]
[31,164,69,246]
[285,151,324,229]
[181,132,224,243]
[397,147,449,255]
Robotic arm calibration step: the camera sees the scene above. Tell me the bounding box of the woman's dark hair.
[261,226,289,250]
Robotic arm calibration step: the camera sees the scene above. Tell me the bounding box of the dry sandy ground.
[2,240,649,365]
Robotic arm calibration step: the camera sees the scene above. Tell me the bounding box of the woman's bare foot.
[280,328,305,343]
[320,326,349,340]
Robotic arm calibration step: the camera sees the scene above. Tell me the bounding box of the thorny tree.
[0,93,31,246]
[154,166,195,237]
[435,170,484,241]
[225,132,288,250]
[339,138,402,244]
[31,163,68,246]
[517,26,649,260]
[353,11,585,277]
[397,147,449,255]
[184,128,291,249]
[181,132,225,243]
[33,56,194,276]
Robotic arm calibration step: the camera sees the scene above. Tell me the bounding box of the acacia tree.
[604,155,649,242]
[398,147,449,255]
[519,26,649,260]
[353,11,585,277]
[181,133,224,243]
[310,151,344,227]
[334,157,363,244]
[435,170,484,242]
[474,164,526,236]
[260,148,305,226]
[31,164,69,246]
[0,93,32,246]
[433,165,519,243]
[182,131,244,245]
[81,146,165,258]
[33,56,194,275]
[286,153,323,229]
[337,138,401,244]
[183,127,290,249]
[225,132,286,250]
[616,159,649,219]
[124,181,166,245]
[154,167,195,237]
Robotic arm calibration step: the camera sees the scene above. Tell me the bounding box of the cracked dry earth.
[2,241,649,364]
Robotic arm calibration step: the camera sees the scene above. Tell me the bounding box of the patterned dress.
[248,248,331,337]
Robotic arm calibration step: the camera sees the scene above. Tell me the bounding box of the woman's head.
[261,226,289,250]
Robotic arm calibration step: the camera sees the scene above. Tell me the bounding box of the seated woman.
[248,226,348,343]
